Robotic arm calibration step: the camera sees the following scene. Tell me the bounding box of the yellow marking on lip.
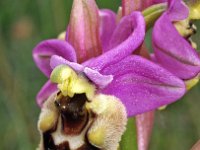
[39,111,57,132]
[87,126,105,148]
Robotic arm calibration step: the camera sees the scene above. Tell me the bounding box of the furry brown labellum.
[37,92,127,150]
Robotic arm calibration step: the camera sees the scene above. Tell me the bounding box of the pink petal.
[87,12,145,71]
[33,39,77,77]
[99,9,117,52]
[84,67,113,88]
[101,55,185,116]
[167,0,189,21]
[36,80,57,107]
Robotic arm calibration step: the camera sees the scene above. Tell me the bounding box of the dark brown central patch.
[42,93,100,150]
[56,94,88,135]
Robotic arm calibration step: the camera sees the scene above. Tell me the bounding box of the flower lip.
[54,93,88,121]
[39,92,126,150]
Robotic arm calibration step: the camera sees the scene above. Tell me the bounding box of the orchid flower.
[33,0,186,149]
[152,0,200,83]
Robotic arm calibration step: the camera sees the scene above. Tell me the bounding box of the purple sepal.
[167,0,189,21]
[99,9,117,52]
[36,80,57,107]
[50,55,84,72]
[33,39,77,77]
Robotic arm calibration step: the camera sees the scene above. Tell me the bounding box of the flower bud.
[68,0,102,63]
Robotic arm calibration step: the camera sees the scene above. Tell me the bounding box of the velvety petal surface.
[100,55,185,116]
[50,55,113,88]
[108,11,144,50]
[33,39,77,77]
[152,0,200,79]
[167,0,189,21]
[36,80,57,107]
[99,9,117,52]
[50,55,84,72]
[87,12,145,71]
[67,0,102,63]
[84,67,113,88]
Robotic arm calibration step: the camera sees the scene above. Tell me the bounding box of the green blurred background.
[0,0,200,149]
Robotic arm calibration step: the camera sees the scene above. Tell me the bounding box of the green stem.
[120,117,137,150]
[142,3,167,30]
